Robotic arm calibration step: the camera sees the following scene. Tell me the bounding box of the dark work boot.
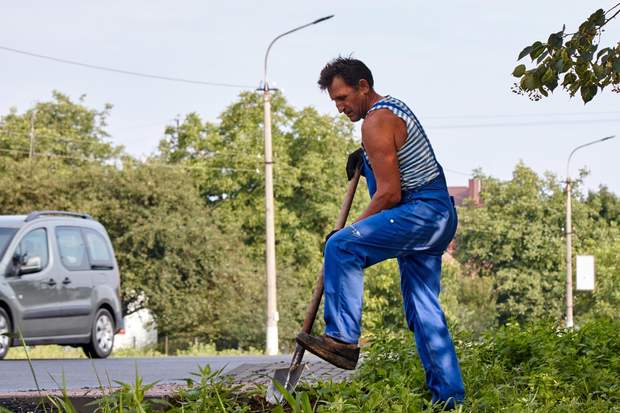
[295,332,360,370]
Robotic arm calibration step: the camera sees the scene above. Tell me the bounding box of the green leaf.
[521,72,537,90]
[555,56,568,73]
[589,9,605,27]
[530,41,545,59]
[512,64,526,77]
[547,33,563,49]
[542,67,556,85]
[597,47,610,60]
[593,64,606,80]
[561,48,571,64]
[518,46,532,60]
[547,78,559,92]
[581,84,598,103]
[536,50,550,64]
[562,72,577,87]
[575,62,588,77]
[612,57,620,72]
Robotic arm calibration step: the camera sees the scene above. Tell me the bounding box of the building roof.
[448,186,470,206]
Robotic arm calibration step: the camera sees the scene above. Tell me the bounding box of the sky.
[2,1,620,194]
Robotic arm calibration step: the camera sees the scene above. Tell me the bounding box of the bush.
[293,318,620,412]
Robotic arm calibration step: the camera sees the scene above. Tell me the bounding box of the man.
[296,57,465,407]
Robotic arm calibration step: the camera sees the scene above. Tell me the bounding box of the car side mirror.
[19,256,42,275]
[6,253,22,277]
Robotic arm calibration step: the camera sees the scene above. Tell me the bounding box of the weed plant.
[289,318,620,412]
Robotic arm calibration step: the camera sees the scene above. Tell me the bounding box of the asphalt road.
[0,355,323,392]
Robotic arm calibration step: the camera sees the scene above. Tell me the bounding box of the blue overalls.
[323,156,465,405]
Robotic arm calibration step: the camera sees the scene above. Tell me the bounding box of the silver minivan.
[0,211,123,359]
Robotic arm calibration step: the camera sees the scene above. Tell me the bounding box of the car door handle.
[62,277,72,285]
[46,279,57,286]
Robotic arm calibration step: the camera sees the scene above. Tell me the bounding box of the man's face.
[327,76,368,122]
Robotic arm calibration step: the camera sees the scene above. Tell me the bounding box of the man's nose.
[336,103,344,113]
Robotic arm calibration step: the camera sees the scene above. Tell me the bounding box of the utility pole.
[29,110,36,159]
[564,135,615,328]
[262,83,278,355]
[565,177,573,328]
[261,15,334,355]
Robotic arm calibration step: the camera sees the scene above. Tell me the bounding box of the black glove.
[346,147,364,181]
[325,229,338,244]
[322,229,339,255]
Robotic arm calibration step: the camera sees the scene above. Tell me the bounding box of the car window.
[83,229,113,268]
[0,228,17,262]
[56,227,89,270]
[17,228,49,270]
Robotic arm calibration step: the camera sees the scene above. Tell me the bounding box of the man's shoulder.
[371,95,408,108]
[363,108,401,131]
[371,95,415,116]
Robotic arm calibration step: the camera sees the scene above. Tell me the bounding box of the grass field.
[9,318,620,412]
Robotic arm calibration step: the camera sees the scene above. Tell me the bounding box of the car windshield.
[0,228,17,261]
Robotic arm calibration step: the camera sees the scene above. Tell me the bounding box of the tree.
[0,91,122,163]
[456,162,620,325]
[586,185,620,223]
[574,226,620,322]
[512,5,620,103]
[0,153,270,348]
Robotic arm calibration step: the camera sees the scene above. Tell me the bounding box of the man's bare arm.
[354,110,403,223]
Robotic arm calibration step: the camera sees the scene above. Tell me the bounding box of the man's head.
[318,57,376,122]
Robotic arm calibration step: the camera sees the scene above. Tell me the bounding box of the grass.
[5,318,620,412]
[296,318,620,412]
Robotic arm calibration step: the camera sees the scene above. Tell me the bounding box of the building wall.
[448,178,482,206]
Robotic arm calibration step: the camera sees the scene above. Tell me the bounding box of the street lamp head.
[566,134,617,181]
[313,15,335,25]
[263,14,335,87]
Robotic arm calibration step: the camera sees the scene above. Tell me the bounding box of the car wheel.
[0,308,11,360]
[83,308,114,359]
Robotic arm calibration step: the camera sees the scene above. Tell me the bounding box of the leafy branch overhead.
[512,5,620,103]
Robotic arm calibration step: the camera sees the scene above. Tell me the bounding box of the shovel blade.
[265,363,307,405]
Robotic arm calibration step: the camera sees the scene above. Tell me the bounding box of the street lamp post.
[262,15,334,355]
[564,135,615,328]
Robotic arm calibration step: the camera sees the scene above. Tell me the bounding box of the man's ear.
[358,79,371,94]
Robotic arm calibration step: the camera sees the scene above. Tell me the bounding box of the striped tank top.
[364,95,441,191]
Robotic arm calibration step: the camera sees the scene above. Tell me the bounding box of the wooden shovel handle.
[300,168,361,334]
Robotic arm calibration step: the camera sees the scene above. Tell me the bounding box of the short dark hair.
[318,57,374,90]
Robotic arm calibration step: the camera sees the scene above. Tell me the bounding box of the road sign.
[576,255,595,291]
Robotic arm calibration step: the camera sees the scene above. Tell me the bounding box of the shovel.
[266,168,361,405]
